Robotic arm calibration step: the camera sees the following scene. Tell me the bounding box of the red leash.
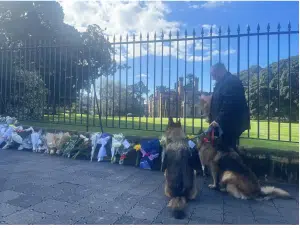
[201,126,216,147]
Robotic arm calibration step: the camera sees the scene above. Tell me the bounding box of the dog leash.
[189,125,223,145]
[200,125,223,147]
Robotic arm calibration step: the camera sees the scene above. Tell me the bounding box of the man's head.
[211,62,227,81]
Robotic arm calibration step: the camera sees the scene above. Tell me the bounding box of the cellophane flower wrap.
[139,139,161,170]
[111,133,125,164]
[118,139,136,166]
[45,133,58,155]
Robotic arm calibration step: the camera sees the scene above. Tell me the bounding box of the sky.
[58,0,299,96]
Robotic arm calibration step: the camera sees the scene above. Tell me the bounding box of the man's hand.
[210,121,219,127]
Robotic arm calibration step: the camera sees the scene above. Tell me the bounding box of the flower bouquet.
[90,132,112,162]
[45,132,62,155]
[55,132,72,156]
[2,122,26,150]
[70,134,91,160]
[139,139,162,171]
[118,139,139,166]
[61,134,82,158]
[111,133,125,164]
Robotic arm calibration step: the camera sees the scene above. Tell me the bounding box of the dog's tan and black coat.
[162,117,198,219]
[197,133,291,200]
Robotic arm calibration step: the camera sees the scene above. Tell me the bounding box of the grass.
[22,113,299,152]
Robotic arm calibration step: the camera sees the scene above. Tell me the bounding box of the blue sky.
[61,1,299,96]
[159,1,299,93]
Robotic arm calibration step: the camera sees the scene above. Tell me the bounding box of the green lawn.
[22,113,299,152]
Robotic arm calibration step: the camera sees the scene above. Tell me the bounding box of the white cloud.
[188,1,229,10]
[136,73,148,78]
[187,55,211,62]
[223,49,236,55]
[59,0,181,38]
[195,41,210,51]
[188,4,201,9]
[201,24,219,36]
[202,24,217,30]
[211,50,219,56]
[200,1,227,9]
[59,0,235,63]
[210,49,236,56]
[113,37,233,63]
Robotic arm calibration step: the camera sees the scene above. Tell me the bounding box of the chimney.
[194,77,199,92]
[178,77,184,96]
[179,77,184,85]
[159,93,163,118]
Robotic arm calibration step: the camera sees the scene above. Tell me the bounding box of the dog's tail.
[168,197,186,219]
[258,186,292,201]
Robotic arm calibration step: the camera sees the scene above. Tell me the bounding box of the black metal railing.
[0,23,298,143]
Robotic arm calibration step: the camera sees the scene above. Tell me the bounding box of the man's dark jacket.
[209,72,250,137]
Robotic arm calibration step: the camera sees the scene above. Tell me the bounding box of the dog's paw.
[165,192,171,198]
[208,184,217,189]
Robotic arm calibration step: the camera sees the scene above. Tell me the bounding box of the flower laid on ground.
[187,135,195,140]
[120,154,127,160]
[134,144,141,151]
[159,135,167,147]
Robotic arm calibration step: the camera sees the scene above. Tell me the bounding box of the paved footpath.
[0,149,298,225]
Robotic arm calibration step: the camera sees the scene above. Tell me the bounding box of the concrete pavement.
[0,149,298,225]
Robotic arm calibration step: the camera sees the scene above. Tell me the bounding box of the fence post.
[237,25,240,148]
[86,46,90,133]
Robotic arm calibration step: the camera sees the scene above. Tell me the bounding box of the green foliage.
[99,80,149,116]
[0,2,298,125]
[0,1,115,118]
[240,56,299,122]
[5,68,48,120]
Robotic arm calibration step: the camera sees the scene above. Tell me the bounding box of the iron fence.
[0,23,298,143]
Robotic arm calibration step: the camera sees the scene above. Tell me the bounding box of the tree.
[240,56,299,122]
[127,81,149,116]
[156,85,167,93]
[4,68,48,120]
[0,2,115,119]
[98,79,125,116]
[97,79,149,117]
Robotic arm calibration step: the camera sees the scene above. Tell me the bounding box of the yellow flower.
[134,144,141,151]
[187,135,195,140]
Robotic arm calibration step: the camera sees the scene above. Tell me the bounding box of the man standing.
[209,62,250,152]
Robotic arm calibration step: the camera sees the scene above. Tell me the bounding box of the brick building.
[148,76,203,118]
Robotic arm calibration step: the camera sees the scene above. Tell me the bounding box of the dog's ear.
[168,117,174,126]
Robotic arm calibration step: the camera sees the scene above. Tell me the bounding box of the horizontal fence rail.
[0,24,298,143]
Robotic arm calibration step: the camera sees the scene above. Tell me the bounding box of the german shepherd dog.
[196,133,291,200]
[162,117,198,219]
